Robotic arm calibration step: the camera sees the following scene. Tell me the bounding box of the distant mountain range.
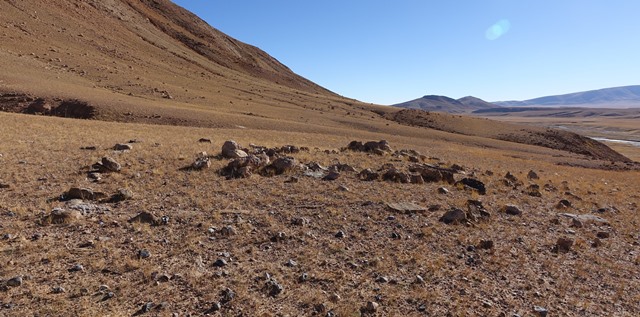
[495,85,640,108]
[392,95,498,113]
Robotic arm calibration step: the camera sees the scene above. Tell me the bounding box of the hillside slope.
[495,85,640,108]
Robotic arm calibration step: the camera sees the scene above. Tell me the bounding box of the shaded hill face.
[393,95,499,113]
[385,109,632,163]
[495,85,640,108]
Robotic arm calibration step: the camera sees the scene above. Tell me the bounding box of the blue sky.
[172,1,640,105]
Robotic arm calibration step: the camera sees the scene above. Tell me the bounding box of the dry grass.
[1,112,639,316]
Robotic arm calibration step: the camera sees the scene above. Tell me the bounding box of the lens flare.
[485,19,511,40]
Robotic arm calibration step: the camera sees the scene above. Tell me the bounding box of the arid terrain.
[1,1,640,316]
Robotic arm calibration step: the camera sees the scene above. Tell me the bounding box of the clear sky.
[172,0,640,105]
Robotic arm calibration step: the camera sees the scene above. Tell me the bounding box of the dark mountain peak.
[393,95,499,113]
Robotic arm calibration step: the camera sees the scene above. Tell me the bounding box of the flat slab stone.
[558,213,609,224]
[387,202,427,213]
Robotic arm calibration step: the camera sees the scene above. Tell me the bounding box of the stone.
[437,187,449,194]
[457,178,487,195]
[221,154,268,178]
[265,278,284,297]
[111,188,134,202]
[0,183,10,189]
[501,205,522,216]
[68,264,84,272]
[555,237,573,253]
[222,140,248,159]
[128,211,160,226]
[220,225,237,236]
[505,172,518,182]
[358,168,379,181]
[205,302,221,314]
[533,306,548,317]
[335,230,346,238]
[213,259,227,267]
[387,202,427,213]
[6,276,22,287]
[191,152,211,170]
[291,217,309,226]
[410,174,425,184]
[285,259,297,267]
[113,143,132,151]
[382,168,410,183]
[362,301,379,314]
[66,187,95,200]
[467,200,491,219]
[265,157,298,175]
[43,208,82,225]
[556,199,572,209]
[557,213,609,225]
[439,208,467,224]
[138,249,151,259]
[375,276,389,283]
[597,231,610,239]
[477,240,494,250]
[322,171,340,181]
[99,157,121,172]
[52,286,66,294]
[415,275,425,284]
[329,163,357,173]
[337,185,350,191]
[198,138,212,143]
[527,170,540,180]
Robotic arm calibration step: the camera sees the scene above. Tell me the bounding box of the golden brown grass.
[1,112,639,316]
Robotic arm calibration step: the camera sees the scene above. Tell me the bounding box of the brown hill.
[393,95,499,113]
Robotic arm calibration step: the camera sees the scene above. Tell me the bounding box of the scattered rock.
[222,140,248,159]
[348,140,392,154]
[263,156,298,176]
[358,168,379,181]
[477,240,494,250]
[527,170,540,180]
[329,163,357,173]
[387,202,427,213]
[597,231,610,239]
[557,213,609,225]
[361,301,379,314]
[0,183,10,189]
[322,171,340,181]
[213,259,227,267]
[337,185,350,191]
[409,164,456,184]
[264,277,283,297]
[198,138,212,143]
[68,264,84,272]
[466,200,491,220]
[554,237,574,253]
[110,188,134,202]
[456,178,487,195]
[504,172,518,183]
[220,225,237,236]
[382,168,410,183]
[204,302,221,314]
[128,211,160,226]
[42,208,82,225]
[137,249,151,259]
[52,286,66,294]
[94,156,121,173]
[437,187,449,194]
[556,199,572,209]
[439,208,467,225]
[113,143,132,151]
[65,187,96,200]
[335,231,346,238]
[190,152,211,170]
[221,154,269,178]
[6,276,22,287]
[501,205,522,216]
[533,305,548,317]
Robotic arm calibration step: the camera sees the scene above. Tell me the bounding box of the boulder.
[456,178,486,195]
[97,156,121,172]
[263,157,298,175]
[501,205,522,216]
[382,168,410,183]
[66,187,95,200]
[358,168,379,181]
[439,208,467,224]
[113,143,132,151]
[221,140,248,159]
